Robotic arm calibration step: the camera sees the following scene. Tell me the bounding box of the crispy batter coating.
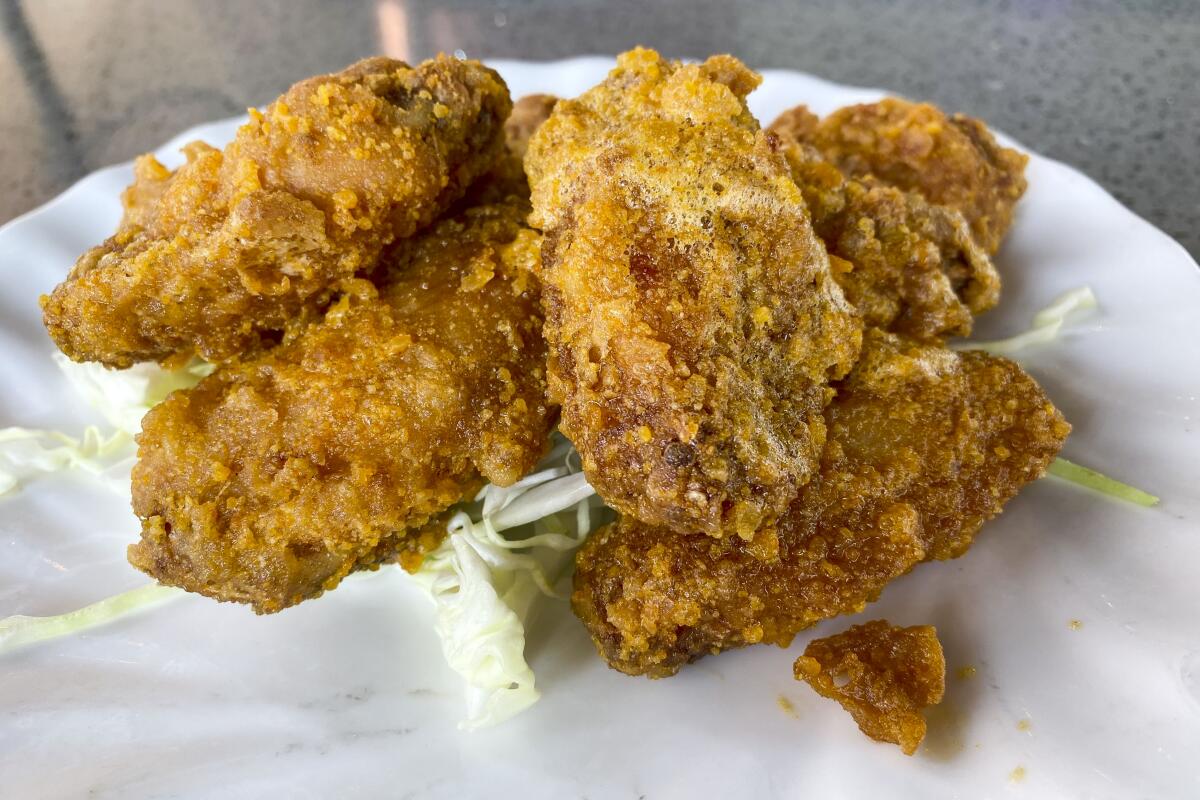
[770,118,1000,341]
[572,330,1069,676]
[794,620,945,755]
[43,56,512,368]
[128,200,552,613]
[526,48,861,540]
[774,99,1028,253]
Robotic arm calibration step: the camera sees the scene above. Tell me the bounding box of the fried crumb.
[794,620,946,755]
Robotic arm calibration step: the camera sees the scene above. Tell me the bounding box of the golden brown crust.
[526,48,861,540]
[42,56,512,368]
[770,117,1000,341]
[571,330,1069,675]
[128,200,553,613]
[794,98,1028,254]
[794,620,945,755]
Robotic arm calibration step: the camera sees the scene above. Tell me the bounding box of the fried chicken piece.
[42,56,512,368]
[771,124,1000,341]
[773,99,1028,253]
[128,200,552,613]
[572,329,1069,676]
[794,620,945,755]
[526,48,861,540]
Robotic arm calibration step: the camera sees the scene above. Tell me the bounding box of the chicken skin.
[771,121,1000,341]
[129,200,552,613]
[526,48,861,541]
[773,99,1028,253]
[43,56,512,368]
[794,620,946,755]
[572,330,1069,676]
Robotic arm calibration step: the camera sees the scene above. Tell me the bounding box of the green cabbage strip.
[1048,457,1159,507]
[956,286,1097,355]
[410,437,599,730]
[0,584,183,654]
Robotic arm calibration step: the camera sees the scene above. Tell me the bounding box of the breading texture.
[42,56,512,368]
[771,115,1000,341]
[794,620,945,755]
[572,329,1069,676]
[128,200,552,613]
[774,98,1028,253]
[526,48,861,540]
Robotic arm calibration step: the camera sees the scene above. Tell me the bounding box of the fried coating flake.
[43,56,512,368]
[776,99,1028,253]
[771,119,1000,340]
[572,330,1068,676]
[794,620,945,755]
[526,48,861,540]
[128,200,552,613]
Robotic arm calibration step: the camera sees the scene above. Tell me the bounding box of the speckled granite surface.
[1,0,1196,257]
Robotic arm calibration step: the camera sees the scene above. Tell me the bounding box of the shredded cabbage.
[0,583,182,654]
[410,436,600,730]
[957,286,1097,355]
[0,357,210,494]
[1048,457,1159,507]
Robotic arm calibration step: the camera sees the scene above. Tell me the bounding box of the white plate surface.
[2,57,1199,800]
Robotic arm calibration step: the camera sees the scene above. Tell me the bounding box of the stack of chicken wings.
[42,48,1068,752]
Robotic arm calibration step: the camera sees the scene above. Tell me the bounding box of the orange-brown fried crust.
[794,620,945,755]
[770,118,1000,341]
[42,56,512,368]
[526,48,861,540]
[128,200,552,613]
[571,329,1068,676]
[778,98,1028,254]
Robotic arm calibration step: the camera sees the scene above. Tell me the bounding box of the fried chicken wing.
[794,620,945,755]
[43,56,512,368]
[771,122,999,341]
[128,200,552,613]
[774,99,1028,253]
[572,329,1069,676]
[526,48,861,540]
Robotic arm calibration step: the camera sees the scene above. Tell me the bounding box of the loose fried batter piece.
[572,329,1069,676]
[794,620,945,755]
[526,48,861,540]
[43,56,512,368]
[771,123,1000,341]
[774,99,1028,253]
[128,200,552,613]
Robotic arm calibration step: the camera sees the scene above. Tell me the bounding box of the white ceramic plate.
[2,57,1198,800]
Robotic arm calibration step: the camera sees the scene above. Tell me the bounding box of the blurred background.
[1,0,1196,256]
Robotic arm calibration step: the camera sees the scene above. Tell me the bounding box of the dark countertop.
[1,0,1196,257]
